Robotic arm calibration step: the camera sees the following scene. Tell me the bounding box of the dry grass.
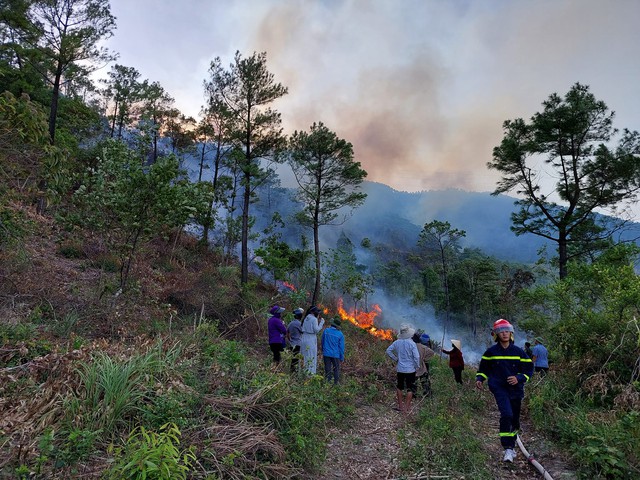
[191,420,297,479]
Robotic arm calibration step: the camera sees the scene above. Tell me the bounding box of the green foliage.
[70,140,212,290]
[523,244,640,477]
[489,83,640,279]
[325,232,373,308]
[57,240,85,259]
[53,427,102,467]
[48,311,80,337]
[287,121,368,301]
[255,213,305,283]
[108,423,195,480]
[524,244,640,383]
[529,377,639,478]
[205,51,288,284]
[0,91,49,147]
[0,206,25,244]
[0,321,53,366]
[142,390,199,430]
[272,374,357,469]
[75,350,160,434]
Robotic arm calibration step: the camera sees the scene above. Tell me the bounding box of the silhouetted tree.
[288,122,367,304]
[489,83,640,279]
[24,0,116,144]
[204,51,288,286]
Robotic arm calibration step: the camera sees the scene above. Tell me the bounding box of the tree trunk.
[241,169,250,284]
[198,140,206,182]
[312,220,321,305]
[48,60,64,144]
[559,230,568,280]
[110,97,118,138]
[201,194,215,245]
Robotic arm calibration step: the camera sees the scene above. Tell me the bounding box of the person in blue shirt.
[321,317,345,384]
[386,323,420,414]
[476,319,534,463]
[531,337,549,375]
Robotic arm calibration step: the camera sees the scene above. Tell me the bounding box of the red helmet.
[492,319,514,334]
[492,319,514,342]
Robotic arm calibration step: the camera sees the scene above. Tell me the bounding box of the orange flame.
[336,298,394,341]
[282,281,297,291]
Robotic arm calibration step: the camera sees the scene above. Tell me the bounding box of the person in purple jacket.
[267,305,287,363]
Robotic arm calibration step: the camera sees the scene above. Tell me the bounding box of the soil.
[310,388,577,480]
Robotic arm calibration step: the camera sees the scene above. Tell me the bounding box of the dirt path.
[311,390,577,480]
[479,397,577,480]
[309,403,405,480]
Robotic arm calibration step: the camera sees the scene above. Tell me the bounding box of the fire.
[282,281,296,291]
[336,298,394,341]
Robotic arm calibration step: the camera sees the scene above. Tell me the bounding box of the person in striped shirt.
[475,319,534,463]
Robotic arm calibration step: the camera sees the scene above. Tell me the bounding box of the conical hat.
[451,339,461,350]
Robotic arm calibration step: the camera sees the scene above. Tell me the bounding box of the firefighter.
[475,319,534,463]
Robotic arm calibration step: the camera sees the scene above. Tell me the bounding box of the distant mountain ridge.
[331,181,550,263]
[181,152,551,264]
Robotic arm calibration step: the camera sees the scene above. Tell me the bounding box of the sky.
[103,0,640,205]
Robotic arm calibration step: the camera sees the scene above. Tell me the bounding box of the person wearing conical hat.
[386,323,420,414]
[442,339,464,384]
[412,332,435,397]
[475,319,534,463]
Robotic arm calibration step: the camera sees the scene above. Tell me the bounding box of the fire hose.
[517,434,554,480]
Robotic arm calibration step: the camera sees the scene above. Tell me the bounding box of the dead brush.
[202,383,287,425]
[190,419,299,480]
[613,383,640,410]
[582,371,612,400]
[0,349,88,470]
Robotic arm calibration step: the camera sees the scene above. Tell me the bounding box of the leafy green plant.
[142,390,199,430]
[579,436,629,479]
[49,311,80,337]
[108,423,195,480]
[55,428,102,466]
[76,351,159,434]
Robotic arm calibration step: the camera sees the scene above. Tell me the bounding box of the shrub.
[75,351,160,434]
[108,423,195,480]
[57,240,85,259]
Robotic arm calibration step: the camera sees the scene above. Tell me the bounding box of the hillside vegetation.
[2,6,640,477]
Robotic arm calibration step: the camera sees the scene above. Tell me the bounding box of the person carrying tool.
[475,319,534,463]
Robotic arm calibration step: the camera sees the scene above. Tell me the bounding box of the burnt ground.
[310,385,577,480]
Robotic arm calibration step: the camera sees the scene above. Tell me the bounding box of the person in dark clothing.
[267,305,287,363]
[442,339,464,384]
[476,319,534,463]
[524,341,533,359]
[412,332,435,397]
[287,307,304,372]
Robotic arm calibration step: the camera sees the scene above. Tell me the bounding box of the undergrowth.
[397,361,493,479]
[528,372,640,479]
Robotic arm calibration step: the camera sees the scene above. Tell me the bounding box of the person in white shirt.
[301,305,325,374]
[386,323,420,414]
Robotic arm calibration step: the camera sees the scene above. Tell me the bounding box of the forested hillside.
[2,1,640,479]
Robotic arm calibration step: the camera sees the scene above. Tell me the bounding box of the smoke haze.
[105,0,640,204]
